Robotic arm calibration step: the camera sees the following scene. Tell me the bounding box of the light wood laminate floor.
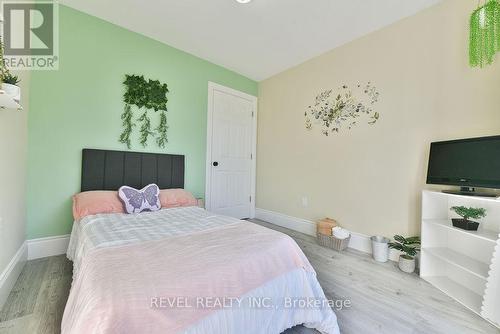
[1,220,498,334]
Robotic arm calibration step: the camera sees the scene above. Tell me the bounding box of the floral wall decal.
[305,82,380,136]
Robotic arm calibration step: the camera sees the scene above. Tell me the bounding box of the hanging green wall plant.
[470,0,500,67]
[137,111,154,147]
[119,74,170,148]
[119,104,134,149]
[156,111,169,148]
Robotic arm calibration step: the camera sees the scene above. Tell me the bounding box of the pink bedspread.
[62,222,315,334]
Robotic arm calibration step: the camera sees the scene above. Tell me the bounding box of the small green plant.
[388,235,421,259]
[0,36,9,81]
[450,206,486,221]
[2,72,20,85]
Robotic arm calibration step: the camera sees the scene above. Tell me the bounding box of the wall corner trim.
[0,242,28,309]
[27,235,70,260]
[255,208,400,261]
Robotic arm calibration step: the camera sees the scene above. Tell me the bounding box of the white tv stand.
[421,190,500,328]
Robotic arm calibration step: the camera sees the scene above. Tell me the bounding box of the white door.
[206,82,257,219]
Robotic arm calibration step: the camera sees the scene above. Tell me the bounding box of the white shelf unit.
[421,190,500,327]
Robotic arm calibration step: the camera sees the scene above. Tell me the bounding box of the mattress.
[63,207,340,334]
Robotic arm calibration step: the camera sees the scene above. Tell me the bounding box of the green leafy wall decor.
[305,82,380,136]
[470,0,500,67]
[119,74,169,148]
[119,104,134,148]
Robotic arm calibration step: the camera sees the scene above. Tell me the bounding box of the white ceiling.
[60,0,441,81]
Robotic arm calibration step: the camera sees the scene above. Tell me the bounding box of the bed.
[61,149,340,334]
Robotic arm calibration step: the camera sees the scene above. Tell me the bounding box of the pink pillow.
[159,189,197,208]
[72,191,125,220]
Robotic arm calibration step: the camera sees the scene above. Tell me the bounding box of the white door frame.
[205,81,257,218]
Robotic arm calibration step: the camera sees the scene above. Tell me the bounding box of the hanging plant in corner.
[469,0,500,67]
[119,74,169,149]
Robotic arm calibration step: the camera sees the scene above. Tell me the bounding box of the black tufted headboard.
[81,149,185,192]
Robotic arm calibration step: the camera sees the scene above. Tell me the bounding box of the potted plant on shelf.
[450,206,486,231]
[388,235,421,273]
[1,71,21,102]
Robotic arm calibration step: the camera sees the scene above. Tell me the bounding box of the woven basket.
[317,233,350,251]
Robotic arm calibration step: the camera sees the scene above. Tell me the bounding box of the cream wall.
[0,71,29,280]
[256,0,500,237]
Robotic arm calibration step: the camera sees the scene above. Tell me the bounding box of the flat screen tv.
[426,135,500,196]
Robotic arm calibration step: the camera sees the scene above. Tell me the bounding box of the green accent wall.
[27,5,257,239]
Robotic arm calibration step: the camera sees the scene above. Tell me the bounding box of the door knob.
[213,161,219,167]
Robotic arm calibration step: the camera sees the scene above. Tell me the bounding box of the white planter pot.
[1,83,20,102]
[398,255,416,273]
[371,236,390,263]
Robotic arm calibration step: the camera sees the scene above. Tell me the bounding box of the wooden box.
[317,217,338,236]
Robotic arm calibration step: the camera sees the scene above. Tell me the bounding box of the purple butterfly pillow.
[118,184,161,214]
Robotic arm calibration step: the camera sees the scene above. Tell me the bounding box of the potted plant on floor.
[1,72,21,102]
[450,206,486,231]
[388,235,421,273]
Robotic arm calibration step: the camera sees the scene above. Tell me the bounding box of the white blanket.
[65,207,340,334]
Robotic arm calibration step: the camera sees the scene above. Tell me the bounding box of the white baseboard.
[0,235,70,309]
[255,208,400,261]
[0,242,27,309]
[255,208,317,237]
[348,231,372,253]
[27,235,70,260]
